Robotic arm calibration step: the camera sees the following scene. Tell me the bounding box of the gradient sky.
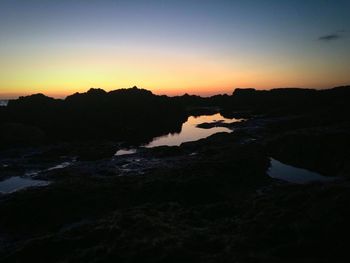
[1,0,350,98]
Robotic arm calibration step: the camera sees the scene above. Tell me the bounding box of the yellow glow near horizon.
[1,44,349,98]
[1,1,350,99]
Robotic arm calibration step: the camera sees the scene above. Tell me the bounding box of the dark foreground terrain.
[0,86,350,262]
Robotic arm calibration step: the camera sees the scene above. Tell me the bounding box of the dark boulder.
[0,123,46,148]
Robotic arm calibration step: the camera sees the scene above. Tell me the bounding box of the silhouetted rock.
[1,85,350,262]
[226,86,350,117]
[72,141,117,161]
[0,123,46,147]
[267,127,350,177]
[1,87,187,147]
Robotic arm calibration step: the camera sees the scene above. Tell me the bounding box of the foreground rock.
[1,148,350,262]
[1,86,350,262]
[0,132,271,261]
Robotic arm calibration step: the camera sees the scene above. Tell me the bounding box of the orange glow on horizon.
[1,38,349,99]
[1,79,349,100]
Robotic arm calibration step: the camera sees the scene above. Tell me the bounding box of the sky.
[0,0,349,98]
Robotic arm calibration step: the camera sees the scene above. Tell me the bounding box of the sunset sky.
[0,0,350,98]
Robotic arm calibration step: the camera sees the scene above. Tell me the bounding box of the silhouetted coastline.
[0,85,350,262]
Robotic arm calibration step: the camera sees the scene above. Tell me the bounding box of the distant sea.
[0,100,9,107]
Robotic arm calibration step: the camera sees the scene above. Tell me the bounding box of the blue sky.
[0,0,349,97]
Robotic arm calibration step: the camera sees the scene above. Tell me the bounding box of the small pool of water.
[146,113,239,148]
[0,100,8,107]
[47,161,72,171]
[0,176,49,194]
[268,158,335,184]
[115,113,241,155]
[115,149,137,156]
[24,160,74,177]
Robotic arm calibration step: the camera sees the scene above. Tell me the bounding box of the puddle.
[47,161,72,171]
[23,160,74,178]
[0,176,49,194]
[0,100,8,107]
[115,113,241,156]
[145,113,238,148]
[115,149,137,156]
[268,158,335,184]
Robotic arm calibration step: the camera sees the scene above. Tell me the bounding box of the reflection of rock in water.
[115,113,240,152]
[145,113,240,148]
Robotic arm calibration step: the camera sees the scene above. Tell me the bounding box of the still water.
[0,176,49,194]
[0,100,8,107]
[268,158,335,184]
[146,113,239,147]
[0,161,73,194]
[115,113,241,155]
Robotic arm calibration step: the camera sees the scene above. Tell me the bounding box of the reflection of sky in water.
[47,161,72,171]
[115,113,240,155]
[115,149,137,156]
[0,160,74,194]
[268,158,335,184]
[0,176,49,194]
[0,100,8,106]
[145,113,239,148]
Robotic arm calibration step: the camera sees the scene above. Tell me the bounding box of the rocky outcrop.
[1,87,187,147]
[0,123,46,147]
[267,127,350,177]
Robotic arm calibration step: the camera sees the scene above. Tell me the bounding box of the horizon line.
[1,85,349,100]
